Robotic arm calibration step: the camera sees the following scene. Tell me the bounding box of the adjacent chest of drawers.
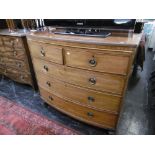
[0,34,37,89]
[27,34,138,130]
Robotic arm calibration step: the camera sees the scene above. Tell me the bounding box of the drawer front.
[3,57,29,72]
[28,41,63,64]
[37,72,121,113]
[0,38,3,46]
[0,46,5,52]
[0,49,27,60]
[39,87,118,129]
[0,64,5,74]
[2,36,24,49]
[33,58,125,95]
[0,57,4,65]
[65,47,130,75]
[5,67,32,85]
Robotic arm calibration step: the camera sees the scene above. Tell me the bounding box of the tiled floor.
[0,50,155,135]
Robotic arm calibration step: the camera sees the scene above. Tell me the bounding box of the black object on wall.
[13,19,23,29]
[0,19,7,29]
[134,22,144,33]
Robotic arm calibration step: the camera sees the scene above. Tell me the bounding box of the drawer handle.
[11,40,14,46]
[16,63,22,68]
[88,96,95,102]
[13,51,17,56]
[4,70,7,74]
[88,78,96,85]
[49,96,53,101]
[40,48,45,56]
[46,81,51,87]
[87,112,94,117]
[89,58,97,67]
[43,65,48,71]
[16,39,19,43]
[20,75,24,80]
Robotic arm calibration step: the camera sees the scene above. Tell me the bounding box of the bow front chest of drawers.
[0,30,37,89]
[27,31,142,130]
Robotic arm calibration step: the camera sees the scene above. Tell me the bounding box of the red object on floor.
[0,96,79,135]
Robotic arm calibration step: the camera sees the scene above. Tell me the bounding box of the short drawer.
[5,67,32,85]
[3,57,29,72]
[0,46,5,52]
[0,64,5,74]
[37,72,121,113]
[65,47,130,75]
[0,49,27,60]
[0,57,4,65]
[39,87,118,129]
[2,36,24,49]
[33,58,125,95]
[28,41,63,64]
[0,38,3,46]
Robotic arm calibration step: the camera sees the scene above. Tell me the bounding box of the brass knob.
[46,81,51,87]
[43,65,48,71]
[40,48,45,56]
[88,96,95,103]
[88,78,96,85]
[89,58,97,67]
[49,96,53,101]
[87,112,94,117]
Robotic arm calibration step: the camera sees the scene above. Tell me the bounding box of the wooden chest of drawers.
[27,32,142,129]
[0,33,37,89]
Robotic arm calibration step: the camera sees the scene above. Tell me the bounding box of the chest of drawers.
[27,32,142,130]
[0,33,37,89]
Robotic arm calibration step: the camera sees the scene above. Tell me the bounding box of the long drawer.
[4,67,32,85]
[37,72,121,113]
[0,38,3,46]
[65,47,130,75]
[2,57,29,72]
[39,87,118,129]
[0,46,5,52]
[0,64,5,74]
[28,41,63,64]
[33,58,125,95]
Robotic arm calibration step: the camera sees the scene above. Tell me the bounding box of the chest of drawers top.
[27,31,142,49]
[0,29,27,37]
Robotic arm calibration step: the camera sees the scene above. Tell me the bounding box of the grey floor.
[117,49,155,134]
[0,49,155,135]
